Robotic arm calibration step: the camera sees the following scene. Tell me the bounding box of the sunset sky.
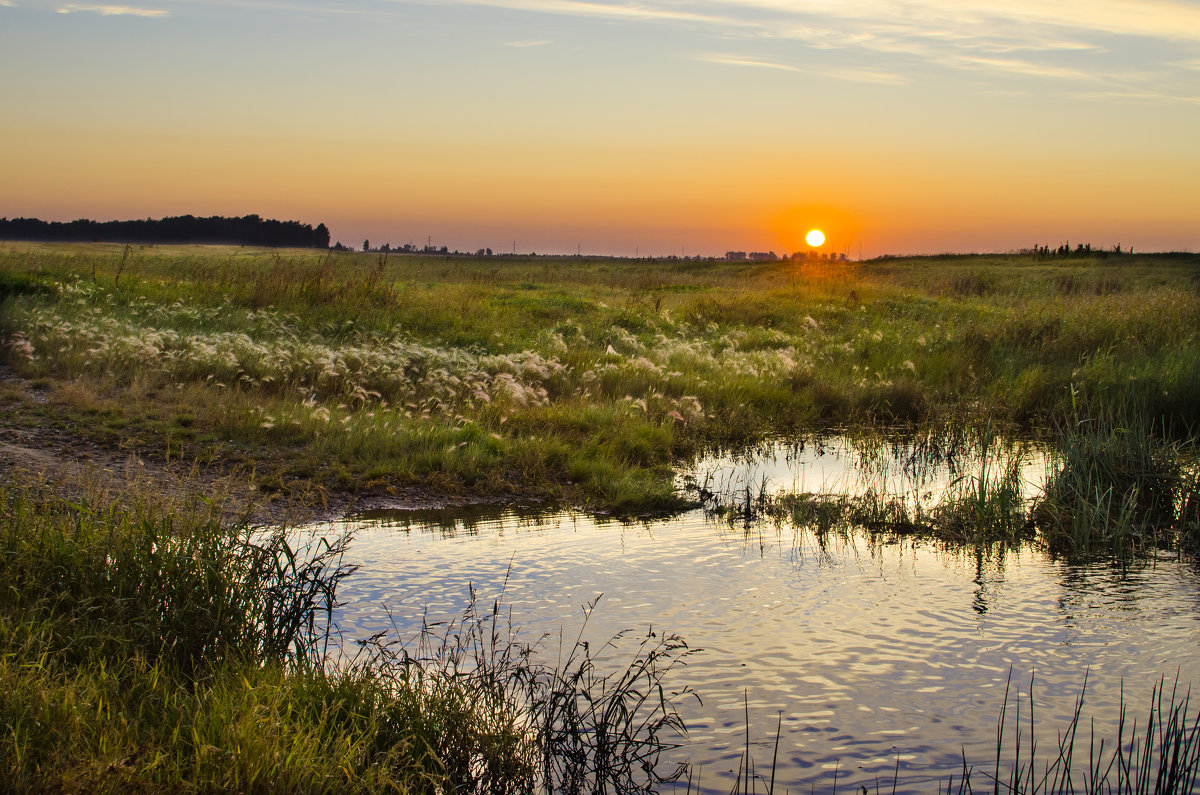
[2,0,1198,257]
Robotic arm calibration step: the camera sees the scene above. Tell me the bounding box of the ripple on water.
[300,502,1200,795]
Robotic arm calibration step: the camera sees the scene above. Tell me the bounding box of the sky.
[2,0,1198,257]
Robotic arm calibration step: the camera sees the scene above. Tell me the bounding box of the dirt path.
[0,367,498,526]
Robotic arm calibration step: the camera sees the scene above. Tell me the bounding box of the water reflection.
[298,438,1198,793]
[351,503,555,537]
[680,432,1049,515]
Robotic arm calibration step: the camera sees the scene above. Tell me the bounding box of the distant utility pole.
[513,240,516,255]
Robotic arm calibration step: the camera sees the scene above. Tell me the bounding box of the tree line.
[0,215,331,248]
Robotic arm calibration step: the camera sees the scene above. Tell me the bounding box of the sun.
[806,229,826,247]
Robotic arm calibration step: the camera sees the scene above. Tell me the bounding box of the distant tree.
[0,214,331,248]
[363,240,370,252]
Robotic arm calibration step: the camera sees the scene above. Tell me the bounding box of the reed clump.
[1032,395,1200,559]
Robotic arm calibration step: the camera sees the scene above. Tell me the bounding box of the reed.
[934,427,1033,546]
[1033,392,1200,559]
[712,674,1200,794]
[699,417,1196,563]
[945,674,1200,794]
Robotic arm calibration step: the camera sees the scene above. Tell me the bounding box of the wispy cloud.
[431,0,1200,94]
[56,3,167,15]
[448,0,730,27]
[700,54,801,72]
[701,53,910,84]
[823,67,910,85]
[944,55,1094,81]
[715,0,1200,44]
[1073,87,1200,106]
[38,0,1193,101]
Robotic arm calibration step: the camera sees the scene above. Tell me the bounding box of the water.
[300,439,1200,793]
[678,433,1049,509]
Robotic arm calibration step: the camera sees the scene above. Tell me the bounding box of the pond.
[302,438,1200,793]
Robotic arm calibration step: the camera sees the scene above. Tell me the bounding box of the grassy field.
[2,242,1198,514]
[3,242,1199,791]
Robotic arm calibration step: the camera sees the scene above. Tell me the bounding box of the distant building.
[725,251,747,261]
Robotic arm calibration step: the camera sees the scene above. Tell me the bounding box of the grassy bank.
[2,243,1198,514]
[0,481,694,792]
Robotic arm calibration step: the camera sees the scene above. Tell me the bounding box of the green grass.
[2,242,1198,788]
[3,243,1197,514]
[1032,392,1200,559]
[0,482,695,792]
[709,418,1198,562]
[5,476,1193,791]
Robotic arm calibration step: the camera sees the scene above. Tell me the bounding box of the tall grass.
[0,482,694,792]
[935,425,1033,546]
[718,674,1200,794]
[0,483,354,675]
[700,411,1198,562]
[1034,392,1200,559]
[354,592,696,793]
[945,674,1200,794]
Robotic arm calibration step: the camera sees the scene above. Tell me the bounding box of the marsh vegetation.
[2,243,1199,790]
[2,243,1197,515]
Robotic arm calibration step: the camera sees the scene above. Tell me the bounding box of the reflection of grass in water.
[703,428,1036,545]
[703,417,1199,562]
[1,456,1196,791]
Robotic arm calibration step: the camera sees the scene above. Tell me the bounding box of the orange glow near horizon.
[1,1,1197,257]
[3,127,1196,257]
[770,205,863,257]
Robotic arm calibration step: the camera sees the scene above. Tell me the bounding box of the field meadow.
[3,242,1198,513]
[2,242,1200,791]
